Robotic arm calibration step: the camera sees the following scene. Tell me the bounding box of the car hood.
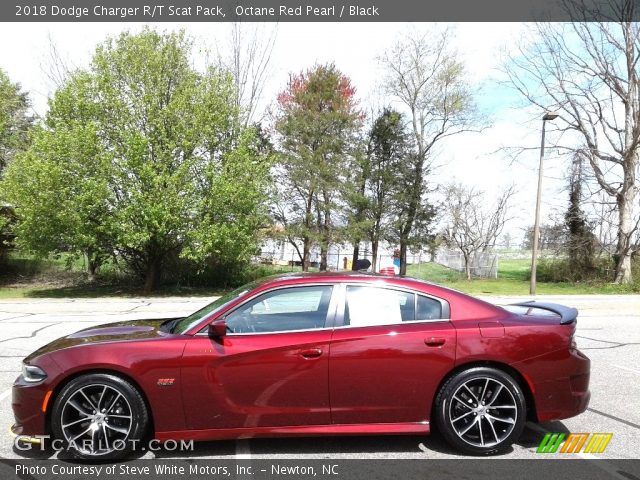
[25,318,180,362]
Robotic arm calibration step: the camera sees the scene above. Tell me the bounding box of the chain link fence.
[253,249,424,272]
[433,249,498,278]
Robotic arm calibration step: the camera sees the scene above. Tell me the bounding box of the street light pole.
[530,112,558,295]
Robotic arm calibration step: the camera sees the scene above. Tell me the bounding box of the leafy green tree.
[344,108,412,271]
[366,108,410,271]
[274,64,361,271]
[0,69,32,174]
[1,30,270,291]
[0,69,32,253]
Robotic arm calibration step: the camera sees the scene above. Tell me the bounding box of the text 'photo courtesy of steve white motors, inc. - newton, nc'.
[15,4,380,19]
[15,462,339,477]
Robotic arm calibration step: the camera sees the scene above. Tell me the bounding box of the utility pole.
[530,111,559,295]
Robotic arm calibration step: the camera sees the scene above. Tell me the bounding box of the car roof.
[254,270,441,290]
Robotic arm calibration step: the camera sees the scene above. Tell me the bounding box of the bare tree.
[443,184,515,280]
[220,23,277,127]
[505,8,640,283]
[379,28,484,274]
[40,33,74,90]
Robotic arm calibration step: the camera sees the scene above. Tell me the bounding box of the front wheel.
[51,373,149,460]
[434,367,526,455]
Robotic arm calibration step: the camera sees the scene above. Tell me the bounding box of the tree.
[565,151,598,274]
[1,29,270,291]
[273,64,362,271]
[522,224,566,251]
[505,13,640,283]
[0,69,33,260]
[379,29,482,274]
[443,184,514,280]
[220,23,277,127]
[365,108,411,271]
[0,69,32,175]
[341,133,371,269]
[343,108,410,271]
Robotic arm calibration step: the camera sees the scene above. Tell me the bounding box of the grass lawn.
[0,284,225,299]
[406,259,640,295]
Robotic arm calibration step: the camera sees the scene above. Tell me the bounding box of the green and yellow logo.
[537,433,612,454]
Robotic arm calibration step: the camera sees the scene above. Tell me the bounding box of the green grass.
[0,284,226,299]
[406,259,640,295]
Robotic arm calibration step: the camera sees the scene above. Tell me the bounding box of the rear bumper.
[514,348,591,423]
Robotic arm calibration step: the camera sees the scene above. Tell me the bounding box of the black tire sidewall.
[435,367,526,455]
[50,373,149,460]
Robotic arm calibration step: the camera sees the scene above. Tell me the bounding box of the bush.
[535,256,615,283]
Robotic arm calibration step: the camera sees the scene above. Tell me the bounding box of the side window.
[416,294,442,320]
[344,286,412,327]
[344,286,443,327]
[226,285,333,334]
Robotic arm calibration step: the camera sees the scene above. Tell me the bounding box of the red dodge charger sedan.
[12,272,590,459]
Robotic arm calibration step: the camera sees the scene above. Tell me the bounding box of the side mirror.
[208,319,227,339]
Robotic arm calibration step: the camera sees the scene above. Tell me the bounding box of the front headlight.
[22,364,47,383]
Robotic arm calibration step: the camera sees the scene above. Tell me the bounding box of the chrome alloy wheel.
[60,384,133,456]
[448,377,518,448]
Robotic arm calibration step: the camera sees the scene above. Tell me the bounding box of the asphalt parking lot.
[0,294,638,461]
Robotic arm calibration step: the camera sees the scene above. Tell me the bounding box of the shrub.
[535,256,615,283]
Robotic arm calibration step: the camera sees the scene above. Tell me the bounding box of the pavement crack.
[122,302,153,314]
[0,324,55,344]
[0,313,35,322]
[576,335,640,350]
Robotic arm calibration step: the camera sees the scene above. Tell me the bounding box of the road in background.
[0,295,638,460]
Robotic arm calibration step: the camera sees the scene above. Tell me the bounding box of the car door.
[181,284,336,431]
[329,284,456,425]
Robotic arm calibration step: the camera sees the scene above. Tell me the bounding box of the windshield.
[171,281,260,334]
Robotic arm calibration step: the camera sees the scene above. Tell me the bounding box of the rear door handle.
[299,348,323,359]
[425,337,446,347]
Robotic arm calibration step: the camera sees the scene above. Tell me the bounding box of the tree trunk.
[319,190,331,272]
[371,238,379,272]
[399,240,407,276]
[463,252,471,280]
[614,189,634,283]
[302,238,311,272]
[143,257,161,294]
[320,246,328,271]
[86,248,99,283]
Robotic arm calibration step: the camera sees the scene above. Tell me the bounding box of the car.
[11,272,590,459]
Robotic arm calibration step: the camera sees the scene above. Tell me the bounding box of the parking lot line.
[611,364,640,375]
[0,388,11,402]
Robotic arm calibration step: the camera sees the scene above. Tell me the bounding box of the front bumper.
[11,375,51,438]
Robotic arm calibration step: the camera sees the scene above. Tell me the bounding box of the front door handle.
[425,337,446,347]
[299,348,323,359]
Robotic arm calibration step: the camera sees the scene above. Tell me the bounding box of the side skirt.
[155,422,430,442]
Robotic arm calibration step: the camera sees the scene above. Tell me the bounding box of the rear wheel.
[51,373,149,460]
[435,367,526,455]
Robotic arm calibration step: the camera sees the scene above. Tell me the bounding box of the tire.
[434,367,526,455]
[51,373,149,460]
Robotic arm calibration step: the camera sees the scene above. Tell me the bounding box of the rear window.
[344,286,443,327]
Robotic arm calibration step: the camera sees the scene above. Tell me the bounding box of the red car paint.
[12,272,590,444]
